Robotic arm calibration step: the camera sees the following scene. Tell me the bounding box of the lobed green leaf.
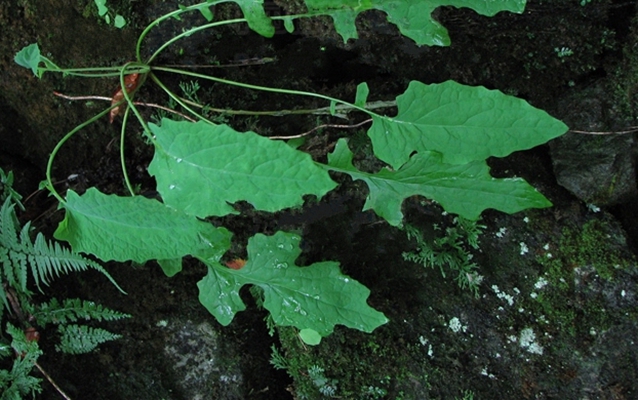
[327,139,552,225]
[303,0,526,46]
[197,231,388,336]
[198,263,247,326]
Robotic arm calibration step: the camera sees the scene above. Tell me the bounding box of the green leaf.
[157,259,182,277]
[148,119,336,218]
[233,0,275,37]
[354,82,369,107]
[303,0,526,46]
[283,16,295,33]
[287,137,305,149]
[327,139,552,225]
[56,324,121,354]
[198,262,246,326]
[195,4,214,21]
[54,188,231,263]
[114,14,126,28]
[94,0,108,16]
[197,231,388,335]
[368,80,568,169]
[299,328,322,345]
[14,43,42,77]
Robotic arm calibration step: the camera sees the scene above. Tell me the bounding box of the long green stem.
[120,107,136,196]
[176,95,395,117]
[44,1,390,205]
[53,70,148,78]
[135,0,232,63]
[45,106,115,204]
[119,63,155,143]
[137,1,323,65]
[150,73,213,124]
[151,66,382,118]
[145,18,246,65]
[39,57,148,78]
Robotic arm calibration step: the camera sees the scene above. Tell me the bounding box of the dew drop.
[176,158,183,163]
[294,304,306,315]
[169,184,176,190]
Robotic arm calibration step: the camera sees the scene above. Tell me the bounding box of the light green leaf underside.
[148,119,336,218]
[303,0,526,46]
[14,43,41,77]
[54,188,231,263]
[327,139,551,225]
[197,231,388,335]
[368,80,568,169]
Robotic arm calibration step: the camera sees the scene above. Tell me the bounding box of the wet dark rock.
[161,319,244,400]
[550,83,638,206]
[278,200,638,399]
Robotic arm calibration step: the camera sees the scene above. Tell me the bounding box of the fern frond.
[1,199,22,288]
[0,198,20,250]
[0,323,43,399]
[0,267,7,322]
[0,198,30,320]
[1,197,125,295]
[55,324,122,355]
[20,223,126,294]
[0,339,11,359]
[32,298,131,326]
[9,248,28,294]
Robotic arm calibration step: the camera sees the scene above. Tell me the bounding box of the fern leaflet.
[32,298,130,325]
[55,324,122,354]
